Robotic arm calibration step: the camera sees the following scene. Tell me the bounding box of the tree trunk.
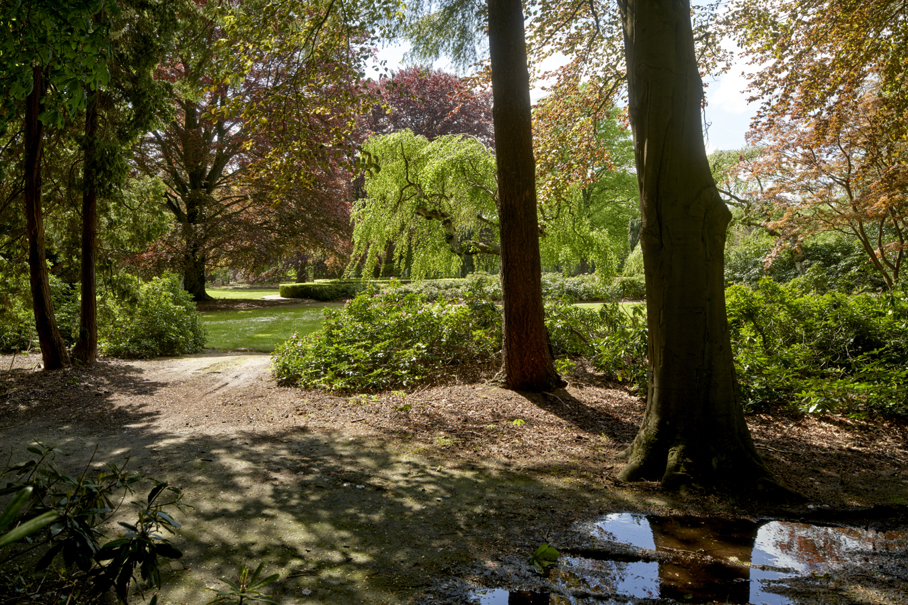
[73,92,99,365]
[295,254,310,283]
[182,241,211,301]
[487,0,563,392]
[616,0,790,496]
[24,65,70,370]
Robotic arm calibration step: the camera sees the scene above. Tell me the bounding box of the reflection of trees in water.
[650,516,758,603]
[755,521,903,572]
[554,514,907,604]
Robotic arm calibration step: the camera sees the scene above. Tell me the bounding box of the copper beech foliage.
[135,0,376,288]
[728,0,908,140]
[742,90,908,289]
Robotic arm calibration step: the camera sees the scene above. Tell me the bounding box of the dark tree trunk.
[616,0,789,496]
[73,92,99,365]
[182,240,211,301]
[487,0,563,392]
[24,66,70,370]
[295,254,310,283]
[181,191,212,301]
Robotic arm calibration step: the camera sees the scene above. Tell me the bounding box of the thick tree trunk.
[24,66,70,370]
[616,0,789,496]
[487,0,563,392]
[73,92,99,365]
[182,241,211,301]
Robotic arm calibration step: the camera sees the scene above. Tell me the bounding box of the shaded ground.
[1,347,907,604]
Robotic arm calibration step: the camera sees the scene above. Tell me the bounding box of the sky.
[372,39,759,154]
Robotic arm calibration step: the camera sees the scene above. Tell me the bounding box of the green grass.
[207,287,280,300]
[201,306,328,351]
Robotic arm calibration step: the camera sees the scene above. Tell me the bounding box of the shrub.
[280,281,367,301]
[101,274,206,358]
[540,273,605,301]
[544,300,648,391]
[0,443,187,604]
[726,279,908,416]
[272,285,501,391]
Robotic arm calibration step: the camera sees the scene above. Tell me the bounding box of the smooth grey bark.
[487,0,563,391]
[616,0,790,496]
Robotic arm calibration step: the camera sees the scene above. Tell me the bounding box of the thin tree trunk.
[24,65,70,370]
[73,92,99,365]
[616,0,791,497]
[487,0,563,392]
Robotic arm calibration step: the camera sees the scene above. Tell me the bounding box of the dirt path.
[1,353,907,604]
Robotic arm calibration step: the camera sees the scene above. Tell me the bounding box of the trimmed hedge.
[280,281,367,301]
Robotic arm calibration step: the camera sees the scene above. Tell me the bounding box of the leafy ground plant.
[206,562,278,604]
[0,442,188,604]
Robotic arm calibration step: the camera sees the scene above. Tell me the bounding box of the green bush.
[540,273,605,301]
[602,276,646,301]
[0,443,187,603]
[725,231,885,292]
[727,279,908,416]
[272,285,501,391]
[622,246,644,277]
[280,281,368,301]
[101,274,206,358]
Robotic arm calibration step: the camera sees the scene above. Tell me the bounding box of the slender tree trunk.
[616,0,790,496]
[487,0,563,392]
[24,65,70,370]
[73,92,99,365]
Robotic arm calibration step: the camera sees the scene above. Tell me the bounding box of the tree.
[487,0,563,391]
[137,0,365,300]
[363,66,495,146]
[613,0,784,494]
[352,131,500,278]
[1,0,121,370]
[72,0,176,365]
[728,0,908,141]
[740,89,907,289]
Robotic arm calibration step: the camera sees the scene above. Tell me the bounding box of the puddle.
[470,513,907,604]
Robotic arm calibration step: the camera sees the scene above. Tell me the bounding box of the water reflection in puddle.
[471,513,906,604]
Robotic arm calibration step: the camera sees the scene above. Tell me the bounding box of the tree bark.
[73,92,99,365]
[616,0,790,496]
[182,239,211,301]
[24,65,70,370]
[487,0,563,392]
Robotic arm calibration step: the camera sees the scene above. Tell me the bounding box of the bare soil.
[2,313,907,604]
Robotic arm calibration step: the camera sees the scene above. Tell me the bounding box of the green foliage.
[101,274,206,358]
[602,276,646,301]
[272,286,501,391]
[727,279,908,416]
[0,443,187,603]
[725,230,885,292]
[544,300,648,392]
[206,562,279,605]
[0,273,35,354]
[279,281,368,301]
[352,131,500,279]
[528,543,559,575]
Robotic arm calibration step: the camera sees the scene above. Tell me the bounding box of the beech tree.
[363,66,494,146]
[613,0,784,494]
[728,0,908,141]
[137,0,367,299]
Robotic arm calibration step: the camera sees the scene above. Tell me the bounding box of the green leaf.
[0,511,59,549]
[528,543,559,575]
[0,487,32,531]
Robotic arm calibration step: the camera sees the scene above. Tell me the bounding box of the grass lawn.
[207,287,280,300]
[201,306,328,351]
